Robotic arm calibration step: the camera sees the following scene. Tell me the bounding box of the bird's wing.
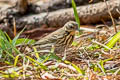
[34,28,66,45]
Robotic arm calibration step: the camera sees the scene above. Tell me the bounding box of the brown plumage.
[33,21,79,54]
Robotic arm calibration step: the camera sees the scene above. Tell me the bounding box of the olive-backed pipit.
[33,21,79,54]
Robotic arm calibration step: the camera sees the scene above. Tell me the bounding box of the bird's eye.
[70,26,73,29]
[69,24,74,29]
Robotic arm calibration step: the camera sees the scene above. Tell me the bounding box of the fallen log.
[0,0,103,22]
[16,0,120,28]
[35,0,103,12]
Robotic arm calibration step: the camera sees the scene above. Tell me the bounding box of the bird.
[32,21,79,54]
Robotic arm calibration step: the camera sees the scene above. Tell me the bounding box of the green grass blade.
[33,47,40,59]
[5,51,15,59]
[71,63,85,75]
[106,31,120,48]
[5,32,12,43]
[14,55,20,66]
[103,58,113,63]
[12,27,26,46]
[42,54,50,64]
[16,38,35,45]
[64,60,85,75]
[72,0,80,27]
[26,56,47,70]
[99,60,106,75]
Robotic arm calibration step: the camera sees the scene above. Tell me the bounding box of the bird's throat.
[70,31,75,36]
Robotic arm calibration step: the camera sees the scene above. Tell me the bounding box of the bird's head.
[64,21,79,32]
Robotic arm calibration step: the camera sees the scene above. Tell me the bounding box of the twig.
[92,40,113,51]
[13,18,16,37]
[104,0,117,33]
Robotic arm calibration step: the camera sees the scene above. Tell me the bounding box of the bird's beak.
[73,22,80,32]
[75,23,80,32]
